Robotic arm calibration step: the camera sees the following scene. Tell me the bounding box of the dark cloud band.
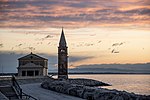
[0,0,150,29]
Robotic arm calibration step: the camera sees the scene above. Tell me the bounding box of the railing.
[22,92,38,100]
[7,94,38,100]
[12,75,22,99]
[11,75,38,100]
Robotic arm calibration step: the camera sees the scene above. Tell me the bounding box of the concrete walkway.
[21,83,84,100]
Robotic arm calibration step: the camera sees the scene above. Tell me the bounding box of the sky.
[0,0,150,73]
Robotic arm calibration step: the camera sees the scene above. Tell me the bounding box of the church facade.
[58,29,68,79]
[17,52,48,76]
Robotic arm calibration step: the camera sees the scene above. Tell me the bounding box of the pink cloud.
[0,0,149,29]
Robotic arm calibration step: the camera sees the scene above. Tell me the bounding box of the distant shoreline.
[0,72,150,76]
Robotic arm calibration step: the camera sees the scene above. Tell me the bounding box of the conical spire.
[59,28,67,47]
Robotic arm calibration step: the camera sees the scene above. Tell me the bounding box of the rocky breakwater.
[41,79,150,100]
[67,78,110,86]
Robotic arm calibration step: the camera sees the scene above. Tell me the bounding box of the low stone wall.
[0,76,54,86]
[41,80,150,100]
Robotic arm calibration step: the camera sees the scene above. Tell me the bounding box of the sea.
[68,74,150,95]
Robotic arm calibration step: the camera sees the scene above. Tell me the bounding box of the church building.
[58,28,68,79]
[17,52,48,76]
[17,28,68,79]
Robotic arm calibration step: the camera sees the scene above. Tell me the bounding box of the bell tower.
[58,28,68,79]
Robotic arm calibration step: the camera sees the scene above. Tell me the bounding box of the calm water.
[69,74,150,95]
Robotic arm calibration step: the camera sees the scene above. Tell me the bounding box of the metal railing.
[11,75,38,100]
[12,75,22,99]
[22,92,38,100]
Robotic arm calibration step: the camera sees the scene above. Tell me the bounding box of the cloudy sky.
[0,0,150,72]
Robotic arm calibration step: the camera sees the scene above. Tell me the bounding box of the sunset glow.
[0,0,150,69]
